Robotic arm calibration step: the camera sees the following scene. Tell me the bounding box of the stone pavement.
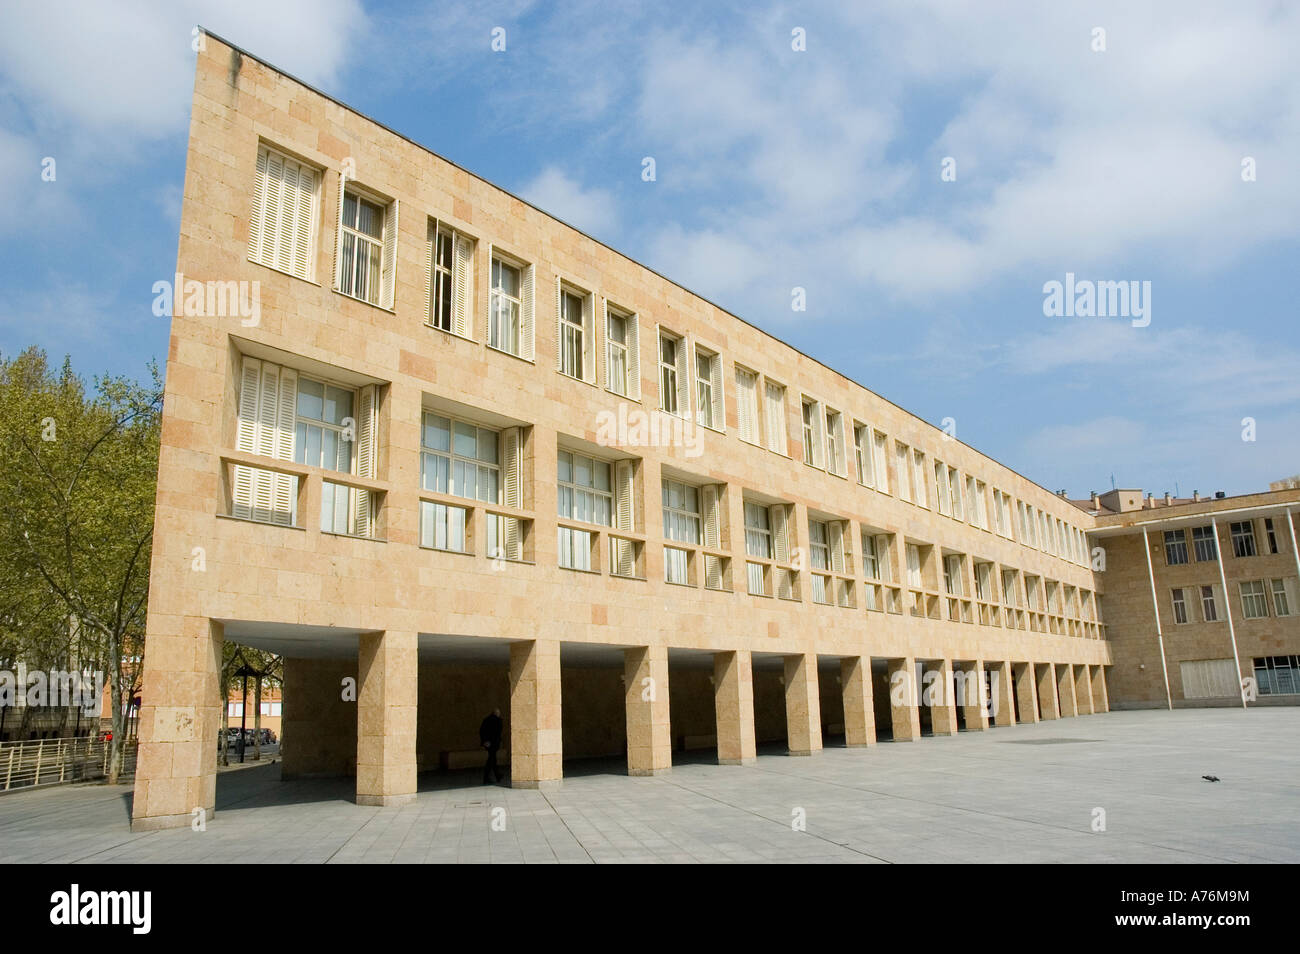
[1,708,1295,863]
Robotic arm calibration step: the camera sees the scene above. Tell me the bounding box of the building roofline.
[195,27,1154,513]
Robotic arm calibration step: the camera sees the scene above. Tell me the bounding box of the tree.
[0,347,160,782]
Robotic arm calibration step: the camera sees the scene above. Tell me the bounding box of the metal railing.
[0,736,138,793]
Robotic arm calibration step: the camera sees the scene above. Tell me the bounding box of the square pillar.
[1091,665,1110,713]
[784,653,822,755]
[714,649,756,765]
[888,657,921,741]
[1056,663,1078,717]
[131,617,223,831]
[1075,665,1095,715]
[958,660,989,731]
[356,630,418,807]
[1037,663,1060,720]
[624,646,671,776]
[509,639,563,788]
[841,656,876,747]
[1015,662,1039,723]
[927,659,958,736]
[993,660,1016,727]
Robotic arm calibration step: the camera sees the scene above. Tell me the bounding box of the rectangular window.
[744,502,771,559]
[558,450,612,527]
[1002,569,1020,607]
[974,480,988,529]
[735,367,760,444]
[746,561,766,596]
[801,399,822,467]
[419,500,468,552]
[659,331,687,417]
[943,554,964,597]
[1171,588,1188,624]
[809,521,830,571]
[905,544,922,588]
[295,377,354,473]
[248,144,319,280]
[605,306,637,397]
[558,287,586,380]
[662,479,702,545]
[420,413,500,503]
[1192,525,1217,562]
[1271,578,1292,616]
[427,225,474,335]
[1230,521,1257,558]
[825,409,844,475]
[489,256,524,356]
[1254,655,1300,695]
[912,451,928,509]
[872,431,889,493]
[1240,580,1268,619]
[558,526,592,571]
[1264,518,1279,554]
[664,546,690,585]
[694,347,723,430]
[950,468,964,521]
[975,563,992,602]
[1201,585,1219,622]
[338,189,388,305]
[854,424,874,486]
[934,461,950,515]
[764,381,787,453]
[1164,529,1188,565]
[896,443,912,502]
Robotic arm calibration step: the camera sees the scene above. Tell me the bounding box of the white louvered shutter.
[736,369,757,443]
[705,555,722,591]
[502,427,522,559]
[613,459,634,576]
[520,264,535,360]
[600,298,608,388]
[485,244,495,343]
[352,384,377,538]
[453,234,473,337]
[272,367,298,526]
[292,165,315,279]
[702,485,720,549]
[554,278,564,371]
[582,294,596,382]
[380,201,399,309]
[709,353,724,430]
[247,149,270,263]
[332,172,348,291]
[253,363,281,523]
[828,521,845,574]
[770,504,788,563]
[625,313,640,399]
[674,336,689,418]
[232,357,263,519]
[423,219,437,326]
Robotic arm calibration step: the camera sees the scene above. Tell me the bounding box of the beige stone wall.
[281,657,355,778]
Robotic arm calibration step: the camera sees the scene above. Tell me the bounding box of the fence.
[0,736,138,793]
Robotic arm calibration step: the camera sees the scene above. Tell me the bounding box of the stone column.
[131,617,223,831]
[1091,665,1110,713]
[888,657,921,741]
[841,656,876,747]
[1015,662,1039,723]
[1056,663,1078,717]
[625,646,671,776]
[1075,665,1095,715]
[356,630,418,807]
[1037,663,1060,720]
[959,660,989,731]
[928,659,959,736]
[714,649,756,765]
[784,653,822,755]
[993,661,1016,727]
[509,639,563,788]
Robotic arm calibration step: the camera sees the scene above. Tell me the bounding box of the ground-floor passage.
[8,708,1298,863]
[131,627,1111,826]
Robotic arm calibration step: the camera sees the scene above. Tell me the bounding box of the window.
[809,521,830,603]
[905,544,922,588]
[975,563,992,602]
[1019,501,1035,546]
[949,468,964,521]
[489,255,533,358]
[1201,585,1219,622]
[764,381,787,454]
[248,145,319,280]
[337,188,392,306]
[427,224,474,335]
[1230,521,1257,558]
[994,490,1012,538]
[695,347,723,430]
[420,412,503,553]
[420,501,468,552]
[825,409,844,475]
[605,304,639,398]
[296,377,372,536]
[1271,578,1293,617]
[1171,588,1188,624]
[853,424,874,486]
[1254,655,1300,695]
[558,524,593,571]
[662,479,702,546]
[1192,525,1217,562]
[934,461,950,515]
[735,367,760,444]
[895,443,912,502]
[1264,518,1279,554]
[912,451,928,509]
[1164,529,1188,565]
[744,502,771,596]
[872,431,890,493]
[557,451,609,571]
[943,554,964,597]
[861,533,879,579]
[1240,580,1268,619]
[801,399,822,467]
[659,331,688,417]
[973,480,988,529]
[1002,569,1020,607]
[557,286,589,380]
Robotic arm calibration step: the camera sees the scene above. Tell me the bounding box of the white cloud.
[518,166,618,238]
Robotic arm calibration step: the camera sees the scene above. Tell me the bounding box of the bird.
[1202,775,1220,782]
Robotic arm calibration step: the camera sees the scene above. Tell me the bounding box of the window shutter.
[380,200,399,309]
[770,504,788,563]
[484,244,494,341]
[625,313,640,399]
[600,298,608,388]
[554,278,564,371]
[613,459,635,576]
[252,363,281,523]
[453,233,473,338]
[502,427,523,560]
[1285,578,1298,616]
[709,353,724,430]
[293,165,315,280]
[268,153,291,273]
[812,404,825,468]
[1212,583,1226,618]
[705,555,722,591]
[736,370,755,442]
[675,336,689,418]
[828,521,845,573]
[702,485,720,549]
[271,367,298,527]
[332,172,347,291]
[521,263,535,360]
[352,384,377,538]
[582,294,596,382]
[248,148,270,263]
[423,220,437,326]
[232,357,263,520]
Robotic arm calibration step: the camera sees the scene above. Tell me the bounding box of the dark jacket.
[479,713,503,749]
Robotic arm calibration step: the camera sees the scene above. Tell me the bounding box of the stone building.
[129,32,1297,830]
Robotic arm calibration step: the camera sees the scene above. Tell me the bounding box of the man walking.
[479,708,503,784]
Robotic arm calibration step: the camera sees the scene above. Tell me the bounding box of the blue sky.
[2,0,1297,498]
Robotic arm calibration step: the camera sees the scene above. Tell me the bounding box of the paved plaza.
[2,709,1296,864]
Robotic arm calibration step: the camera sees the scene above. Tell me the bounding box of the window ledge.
[559,564,601,575]
[246,256,321,287]
[331,287,396,314]
[486,343,535,365]
[424,323,477,345]
[322,530,385,543]
[604,386,641,403]
[420,544,475,557]
[610,572,647,582]
[664,578,696,589]
[216,513,306,531]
